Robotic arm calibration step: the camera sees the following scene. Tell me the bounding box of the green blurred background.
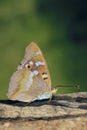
[0,0,87,99]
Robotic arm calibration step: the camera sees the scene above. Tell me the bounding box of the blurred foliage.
[0,0,87,99]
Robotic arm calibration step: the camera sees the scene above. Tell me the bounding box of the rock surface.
[0,92,87,130]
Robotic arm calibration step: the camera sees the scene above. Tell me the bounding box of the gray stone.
[0,92,87,130]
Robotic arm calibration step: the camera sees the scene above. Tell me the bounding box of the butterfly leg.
[48,95,53,104]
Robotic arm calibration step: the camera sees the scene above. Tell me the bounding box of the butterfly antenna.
[55,85,80,89]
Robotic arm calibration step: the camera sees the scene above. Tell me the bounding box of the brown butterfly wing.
[25,42,51,90]
[7,42,51,102]
[8,68,49,102]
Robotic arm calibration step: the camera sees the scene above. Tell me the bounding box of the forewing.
[25,42,51,89]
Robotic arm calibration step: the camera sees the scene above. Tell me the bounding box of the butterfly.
[7,42,57,103]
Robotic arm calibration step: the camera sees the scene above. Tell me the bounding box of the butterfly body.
[7,42,57,103]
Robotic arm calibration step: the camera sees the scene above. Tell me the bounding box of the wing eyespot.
[25,64,30,68]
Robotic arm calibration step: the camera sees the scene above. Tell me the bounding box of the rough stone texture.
[0,92,87,130]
